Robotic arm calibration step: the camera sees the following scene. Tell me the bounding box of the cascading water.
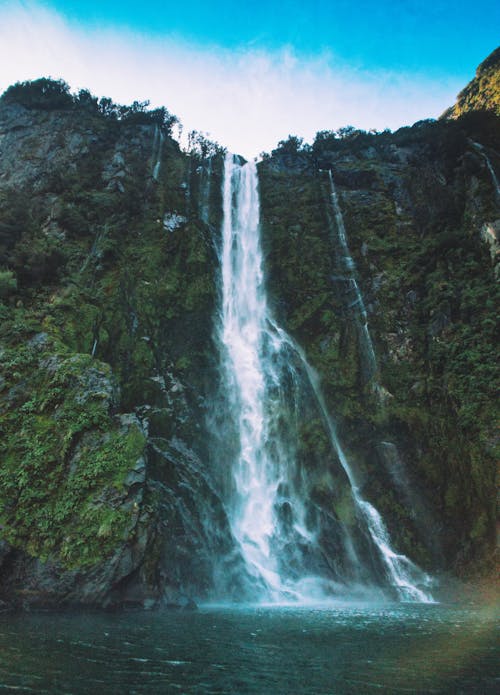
[152,125,165,181]
[217,153,434,603]
[199,156,213,224]
[218,154,312,599]
[323,169,434,601]
[267,325,434,602]
[327,170,378,382]
[470,140,500,198]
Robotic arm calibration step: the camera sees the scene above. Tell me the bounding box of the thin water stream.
[327,170,378,381]
[152,125,164,181]
[471,140,500,198]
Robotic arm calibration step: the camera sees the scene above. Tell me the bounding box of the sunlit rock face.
[0,63,498,609]
[443,45,500,119]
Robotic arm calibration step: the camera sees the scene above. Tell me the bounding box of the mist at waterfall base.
[213,154,433,604]
[1,603,498,694]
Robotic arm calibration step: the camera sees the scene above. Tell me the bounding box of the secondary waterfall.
[218,153,433,603]
[152,125,164,181]
[324,169,434,601]
[327,170,377,382]
[471,140,500,198]
[270,326,434,603]
[199,156,213,224]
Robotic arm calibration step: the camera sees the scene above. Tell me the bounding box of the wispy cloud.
[0,2,462,157]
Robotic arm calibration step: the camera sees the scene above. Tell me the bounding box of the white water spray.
[270,324,434,603]
[218,154,433,603]
[324,170,434,601]
[219,154,309,597]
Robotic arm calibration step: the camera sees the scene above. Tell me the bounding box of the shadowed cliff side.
[258,108,499,578]
[0,80,245,609]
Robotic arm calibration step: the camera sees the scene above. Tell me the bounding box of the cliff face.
[0,89,245,608]
[259,112,499,575]
[0,67,498,608]
[443,46,500,118]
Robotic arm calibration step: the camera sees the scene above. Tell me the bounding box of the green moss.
[333,488,357,527]
[0,338,146,568]
[259,113,499,570]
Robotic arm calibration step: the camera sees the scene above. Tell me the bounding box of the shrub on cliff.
[1,78,73,110]
[0,269,16,299]
[1,79,180,135]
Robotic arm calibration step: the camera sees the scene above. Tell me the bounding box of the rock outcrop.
[443,46,500,119]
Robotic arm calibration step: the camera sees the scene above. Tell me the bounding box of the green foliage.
[0,339,146,567]
[261,110,499,569]
[0,65,498,581]
[445,46,500,118]
[0,269,16,299]
[1,78,73,110]
[1,78,180,134]
[271,134,311,156]
[312,126,379,154]
[187,130,226,158]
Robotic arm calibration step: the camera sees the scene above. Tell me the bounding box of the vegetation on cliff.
[0,79,226,607]
[443,46,500,118]
[0,56,498,607]
[259,110,499,573]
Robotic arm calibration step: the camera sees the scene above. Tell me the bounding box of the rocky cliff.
[0,81,247,608]
[259,111,499,576]
[0,55,498,608]
[443,46,500,118]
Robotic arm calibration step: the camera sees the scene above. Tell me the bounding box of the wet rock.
[428,310,451,337]
[163,212,187,232]
[480,220,500,278]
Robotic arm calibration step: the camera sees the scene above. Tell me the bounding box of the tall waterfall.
[324,169,434,601]
[217,153,434,603]
[218,154,309,598]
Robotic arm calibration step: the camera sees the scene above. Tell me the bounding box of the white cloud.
[0,3,462,158]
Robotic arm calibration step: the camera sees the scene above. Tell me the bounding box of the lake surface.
[0,602,498,693]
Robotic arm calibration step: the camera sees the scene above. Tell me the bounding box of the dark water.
[0,602,498,694]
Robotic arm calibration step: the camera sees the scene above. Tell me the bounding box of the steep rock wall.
[259,113,499,576]
[0,94,242,608]
[0,81,498,608]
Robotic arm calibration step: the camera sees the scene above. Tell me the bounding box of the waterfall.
[269,325,434,602]
[470,140,500,198]
[152,125,165,181]
[217,153,434,603]
[327,171,378,382]
[324,169,434,601]
[218,154,310,599]
[200,156,213,225]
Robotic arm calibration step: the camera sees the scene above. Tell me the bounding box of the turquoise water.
[0,602,497,693]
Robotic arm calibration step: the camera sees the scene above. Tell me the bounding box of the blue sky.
[34,0,500,74]
[0,1,498,155]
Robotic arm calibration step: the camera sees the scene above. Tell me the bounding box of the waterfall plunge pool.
[0,601,497,693]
